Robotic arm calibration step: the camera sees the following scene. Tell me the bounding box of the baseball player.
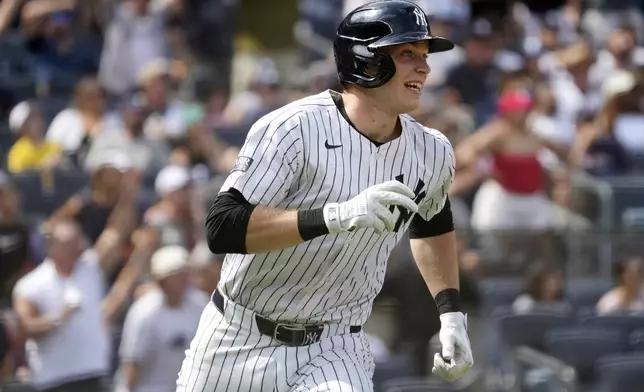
[177,1,473,391]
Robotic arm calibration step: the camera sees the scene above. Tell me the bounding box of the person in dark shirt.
[0,180,33,307]
[522,0,568,14]
[0,321,13,384]
[181,0,238,96]
[445,18,502,127]
[19,2,101,90]
[470,0,511,26]
[295,0,344,65]
[47,163,121,245]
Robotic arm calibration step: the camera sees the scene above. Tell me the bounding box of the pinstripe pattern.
[177,90,455,392]
[177,292,375,392]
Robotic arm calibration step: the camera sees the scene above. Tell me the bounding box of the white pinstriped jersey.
[218,90,455,326]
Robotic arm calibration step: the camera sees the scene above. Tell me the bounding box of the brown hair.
[523,262,563,301]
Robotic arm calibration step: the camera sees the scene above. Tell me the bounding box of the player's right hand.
[323,180,418,234]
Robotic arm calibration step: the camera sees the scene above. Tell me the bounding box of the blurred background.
[0,0,643,391]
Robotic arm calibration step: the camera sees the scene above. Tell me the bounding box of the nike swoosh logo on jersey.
[325,140,342,149]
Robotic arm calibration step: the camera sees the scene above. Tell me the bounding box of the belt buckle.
[273,323,319,346]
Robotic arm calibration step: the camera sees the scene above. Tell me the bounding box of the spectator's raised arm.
[102,227,159,326]
[94,170,141,276]
[20,0,76,37]
[0,0,24,34]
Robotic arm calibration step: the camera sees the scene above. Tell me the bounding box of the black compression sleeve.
[408,197,455,239]
[205,188,256,254]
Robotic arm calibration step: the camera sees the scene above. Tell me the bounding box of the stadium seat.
[629,154,644,174]
[381,377,468,392]
[0,127,16,166]
[629,329,644,351]
[582,315,644,336]
[576,306,596,319]
[373,355,416,392]
[499,311,572,351]
[50,170,90,210]
[1,379,37,392]
[38,95,70,126]
[0,34,34,80]
[479,277,523,313]
[565,278,613,310]
[10,172,52,216]
[622,207,644,229]
[596,353,644,392]
[544,326,627,384]
[606,176,644,231]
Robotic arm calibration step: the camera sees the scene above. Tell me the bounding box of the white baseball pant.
[176,293,375,391]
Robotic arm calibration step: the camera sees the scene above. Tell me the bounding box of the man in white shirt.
[11,219,129,392]
[118,246,208,392]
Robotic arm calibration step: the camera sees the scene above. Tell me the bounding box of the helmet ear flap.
[341,45,397,88]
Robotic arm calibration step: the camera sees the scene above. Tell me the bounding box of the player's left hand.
[432,312,474,382]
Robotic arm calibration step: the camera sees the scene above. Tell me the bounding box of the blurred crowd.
[0,0,642,391]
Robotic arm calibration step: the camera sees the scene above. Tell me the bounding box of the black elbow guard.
[205,188,256,254]
[408,197,455,239]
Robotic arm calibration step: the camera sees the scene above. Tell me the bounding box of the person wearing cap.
[7,101,62,174]
[143,165,195,248]
[444,18,504,127]
[118,246,207,392]
[189,241,223,296]
[456,88,569,234]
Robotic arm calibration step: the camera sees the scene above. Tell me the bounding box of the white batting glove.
[432,312,474,382]
[323,180,418,234]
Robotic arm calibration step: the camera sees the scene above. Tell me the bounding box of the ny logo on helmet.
[413,8,427,27]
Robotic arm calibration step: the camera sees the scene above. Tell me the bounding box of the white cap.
[151,246,189,279]
[94,150,133,172]
[190,241,213,267]
[155,165,190,195]
[139,58,170,86]
[9,101,31,133]
[603,70,636,99]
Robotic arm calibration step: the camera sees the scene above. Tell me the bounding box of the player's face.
[380,41,430,113]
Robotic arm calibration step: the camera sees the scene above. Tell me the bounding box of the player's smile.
[404,80,424,94]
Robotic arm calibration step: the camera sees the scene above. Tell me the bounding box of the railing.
[454,171,644,280]
[566,171,614,279]
[512,346,578,392]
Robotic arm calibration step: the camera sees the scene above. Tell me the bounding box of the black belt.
[212,289,361,347]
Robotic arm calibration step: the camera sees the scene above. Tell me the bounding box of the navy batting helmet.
[334,0,454,89]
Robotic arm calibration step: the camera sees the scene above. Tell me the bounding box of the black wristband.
[297,208,329,241]
[435,288,462,315]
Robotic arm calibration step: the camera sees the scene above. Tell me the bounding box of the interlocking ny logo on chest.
[390,174,426,232]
